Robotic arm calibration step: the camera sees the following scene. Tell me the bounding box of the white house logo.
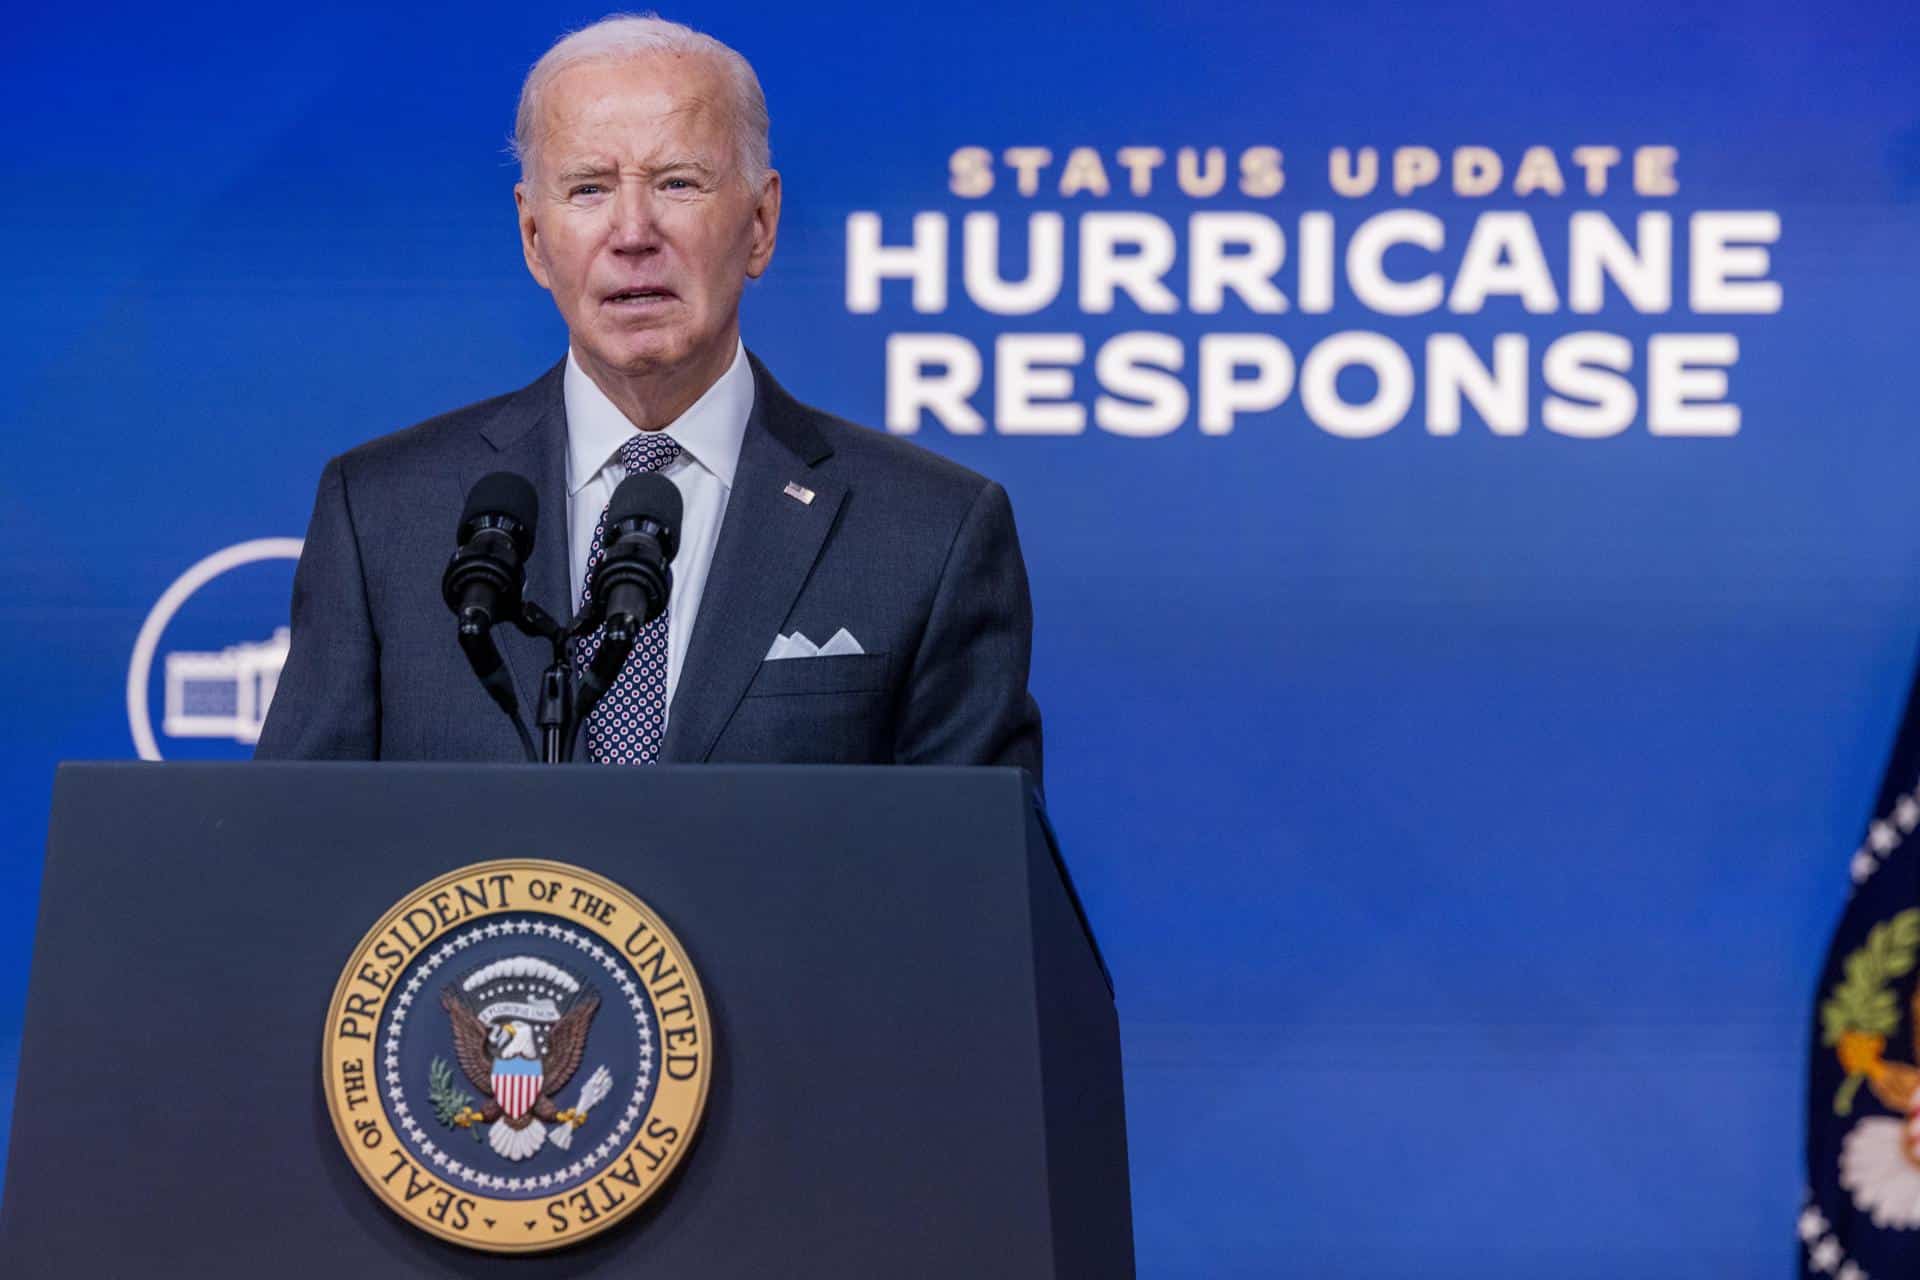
[163,627,290,743]
[127,538,302,760]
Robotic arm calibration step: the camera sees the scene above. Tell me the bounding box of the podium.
[1,763,1132,1277]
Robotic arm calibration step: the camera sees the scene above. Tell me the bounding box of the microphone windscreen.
[459,472,539,558]
[607,472,684,563]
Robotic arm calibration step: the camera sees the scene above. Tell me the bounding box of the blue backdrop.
[5,2,1919,1272]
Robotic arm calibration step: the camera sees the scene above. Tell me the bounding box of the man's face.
[515,53,780,387]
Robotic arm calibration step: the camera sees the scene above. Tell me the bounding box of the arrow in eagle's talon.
[547,1066,614,1150]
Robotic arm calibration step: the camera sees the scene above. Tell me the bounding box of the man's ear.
[515,181,552,290]
[745,169,782,279]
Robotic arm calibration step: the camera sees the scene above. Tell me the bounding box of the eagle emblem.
[438,956,606,1161]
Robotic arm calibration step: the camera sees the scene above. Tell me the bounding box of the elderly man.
[255,15,1042,781]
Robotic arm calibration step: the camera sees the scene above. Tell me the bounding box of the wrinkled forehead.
[532,53,736,174]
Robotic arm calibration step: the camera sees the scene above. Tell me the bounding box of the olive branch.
[1821,908,1920,1115]
[428,1056,483,1140]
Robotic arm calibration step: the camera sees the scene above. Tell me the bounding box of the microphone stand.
[479,600,633,766]
[512,603,576,765]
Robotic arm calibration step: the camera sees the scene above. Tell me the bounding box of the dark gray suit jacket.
[254,353,1042,783]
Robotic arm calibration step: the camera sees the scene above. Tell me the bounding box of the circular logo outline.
[322,858,713,1253]
[126,537,303,760]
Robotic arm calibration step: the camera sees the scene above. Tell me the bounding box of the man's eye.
[664,178,694,191]
[569,184,604,197]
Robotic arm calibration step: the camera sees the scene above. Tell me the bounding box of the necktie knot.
[618,433,681,476]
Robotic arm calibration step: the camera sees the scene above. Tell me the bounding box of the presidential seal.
[322,859,711,1253]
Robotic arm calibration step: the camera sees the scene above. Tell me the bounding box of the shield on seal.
[493,1057,543,1120]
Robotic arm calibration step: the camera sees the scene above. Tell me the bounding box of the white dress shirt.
[564,340,754,725]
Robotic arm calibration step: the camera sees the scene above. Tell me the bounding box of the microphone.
[572,473,681,755]
[442,472,538,638]
[586,472,682,638]
[442,472,539,761]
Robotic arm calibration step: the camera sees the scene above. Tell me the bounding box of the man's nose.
[608,180,660,252]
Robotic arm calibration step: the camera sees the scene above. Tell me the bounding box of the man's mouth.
[605,289,675,305]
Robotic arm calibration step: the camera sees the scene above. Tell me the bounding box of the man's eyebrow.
[554,160,719,183]
[637,159,720,182]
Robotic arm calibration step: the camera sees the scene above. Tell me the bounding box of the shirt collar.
[563,339,754,495]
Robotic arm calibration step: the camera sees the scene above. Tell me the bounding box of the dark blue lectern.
[1,763,1132,1277]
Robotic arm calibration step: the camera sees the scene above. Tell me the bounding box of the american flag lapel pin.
[783,480,816,505]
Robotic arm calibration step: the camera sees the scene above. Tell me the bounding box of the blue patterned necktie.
[577,433,682,764]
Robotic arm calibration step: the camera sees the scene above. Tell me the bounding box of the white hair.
[511,13,771,188]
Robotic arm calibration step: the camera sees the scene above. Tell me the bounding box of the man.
[255,15,1041,782]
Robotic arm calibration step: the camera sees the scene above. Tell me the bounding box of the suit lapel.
[457,360,572,724]
[662,354,844,762]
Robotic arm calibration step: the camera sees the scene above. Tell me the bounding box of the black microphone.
[442,472,539,761]
[442,472,538,640]
[586,472,682,638]
[571,474,682,757]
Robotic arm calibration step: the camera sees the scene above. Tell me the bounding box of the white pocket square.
[765,628,865,660]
